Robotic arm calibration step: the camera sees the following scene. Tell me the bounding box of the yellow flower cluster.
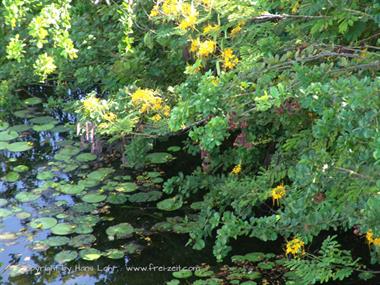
[82,96,104,113]
[222,48,239,70]
[179,11,198,30]
[103,112,117,122]
[162,0,179,16]
[150,5,160,17]
[131,89,171,120]
[231,164,242,175]
[271,183,286,205]
[366,230,380,246]
[203,24,220,35]
[198,40,216,57]
[286,238,305,256]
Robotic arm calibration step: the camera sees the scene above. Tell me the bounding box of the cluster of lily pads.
[167,251,299,285]
[0,102,192,278]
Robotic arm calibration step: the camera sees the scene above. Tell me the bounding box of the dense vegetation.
[1,0,380,283]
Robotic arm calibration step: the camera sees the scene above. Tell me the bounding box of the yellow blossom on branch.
[222,48,239,70]
[231,164,242,175]
[150,5,160,17]
[366,230,380,246]
[286,238,305,256]
[152,114,162,122]
[82,96,103,113]
[162,0,178,16]
[179,13,198,30]
[198,40,216,57]
[103,112,117,122]
[190,38,200,53]
[203,24,220,35]
[271,183,286,205]
[230,25,242,37]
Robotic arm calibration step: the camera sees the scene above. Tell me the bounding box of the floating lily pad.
[146,152,173,164]
[87,168,114,181]
[59,184,85,195]
[123,242,143,254]
[13,165,29,173]
[3,171,20,182]
[82,193,107,203]
[157,196,183,211]
[8,264,29,277]
[15,192,40,202]
[45,236,70,247]
[54,250,78,263]
[0,232,17,240]
[107,193,128,204]
[37,170,55,180]
[105,249,124,259]
[129,191,162,203]
[30,217,58,229]
[15,212,31,219]
[30,116,58,125]
[33,123,55,132]
[195,268,214,278]
[14,110,33,118]
[7,142,33,152]
[76,153,97,162]
[167,146,181,152]
[71,203,97,213]
[0,130,19,141]
[51,223,76,235]
[24,97,42,106]
[0,141,9,150]
[0,208,12,218]
[9,124,31,133]
[0,122,9,131]
[75,224,94,234]
[106,223,134,240]
[115,182,137,193]
[0,198,8,207]
[52,125,71,133]
[173,269,193,279]
[69,234,96,247]
[79,248,102,261]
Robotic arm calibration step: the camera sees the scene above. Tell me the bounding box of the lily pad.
[37,170,55,180]
[129,191,162,203]
[82,193,107,204]
[76,153,97,162]
[33,123,55,132]
[14,110,33,118]
[172,269,193,279]
[0,141,9,150]
[51,223,76,235]
[59,184,85,195]
[107,193,128,204]
[157,196,183,211]
[7,142,33,152]
[79,248,102,261]
[69,234,96,248]
[0,130,19,141]
[45,236,70,247]
[106,223,134,240]
[13,165,29,173]
[54,250,78,263]
[15,192,40,202]
[30,217,58,229]
[71,203,97,213]
[0,122,9,131]
[146,152,173,164]
[3,171,20,182]
[9,124,31,133]
[167,146,181,152]
[75,224,94,234]
[30,116,57,125]
[0,208,12,218]
[24,97,42,106]
[0,198,8,207]
[105,249,125,259]
[87,168,114,181]
[115,182,137,193]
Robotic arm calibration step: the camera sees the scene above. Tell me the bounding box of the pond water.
[0,95,380,285]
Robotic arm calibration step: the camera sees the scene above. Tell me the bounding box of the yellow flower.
[163,105,171,117]
[230,25,242,37]
[190,38,200,53]
[150,5,160,17]
[180,3,192,16]
[203,24,220,35]
[286,238,305,256]
[222,48,239,70]
[198,40,216,57]
[231,164,242,175]
[366,230,380,246]
[103,112,117,122]
[83,96,102,113]
[152,114,162,122]
[179,13,198,30]
[98,122,109,129]
[162,0,178,16]
[271,183,286,205]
